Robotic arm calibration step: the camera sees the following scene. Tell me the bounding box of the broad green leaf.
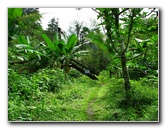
[58,40,66,55]
[126,51,132,57]
[127,62,135,67]
[8,8,22,20]
[42,34,56,51]
[66,34,78,52]
[26,36,30,44]
[17,56,24,61]
[8,8,22,30]
[53,33,58,43]
[29,49,34,53]
[134,38,141,49]
[133,53,141,58]
[57,43,64,50]
[18,36,29,44]
[15,44,32,49]
[34,42,46,50]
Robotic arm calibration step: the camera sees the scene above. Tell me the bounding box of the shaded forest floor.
[8,69,158,121]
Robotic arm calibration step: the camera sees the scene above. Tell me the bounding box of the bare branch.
[100,17,106,34]
[118,8,130,15]
[143,8,156,18]
[91,8,106,35]
[91,8,101,15]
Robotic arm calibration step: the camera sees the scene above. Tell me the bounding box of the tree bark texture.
[120,52,131,99]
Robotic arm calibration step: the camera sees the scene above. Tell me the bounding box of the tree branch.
[103,9,120,55]
[91,8,101,15]
[105,24,120,55]
[143,8,156,18]
[123,9,134,53]
[118,8,130,15]
[100,17,106,34]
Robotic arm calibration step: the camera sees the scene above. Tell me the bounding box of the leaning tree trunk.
[120,52,131,101]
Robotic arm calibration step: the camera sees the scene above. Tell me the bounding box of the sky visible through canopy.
[39,8,158,35]
[39,8,99,33]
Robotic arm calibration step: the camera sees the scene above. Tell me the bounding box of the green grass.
[8,69,158,121]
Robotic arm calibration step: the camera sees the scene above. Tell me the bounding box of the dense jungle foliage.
[8,8,158,121]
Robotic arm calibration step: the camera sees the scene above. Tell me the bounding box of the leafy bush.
[140,76,158,87]
[97,70,110,80]
[68,68,82,78]
[8,69,38,100]
[31,68,66,92]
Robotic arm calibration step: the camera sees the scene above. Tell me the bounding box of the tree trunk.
[120,52,131,100]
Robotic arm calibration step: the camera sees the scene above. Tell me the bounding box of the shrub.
[31,68,66,93]
[8,69,38,100]
[68,68,82,78]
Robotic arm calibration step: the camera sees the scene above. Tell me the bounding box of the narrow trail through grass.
[86,88,98,120]
[86,83,105,121]
[8,71,158,121]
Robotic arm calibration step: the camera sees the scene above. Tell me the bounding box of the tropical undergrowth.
[8,69,158,121]
[88,71,158,121]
